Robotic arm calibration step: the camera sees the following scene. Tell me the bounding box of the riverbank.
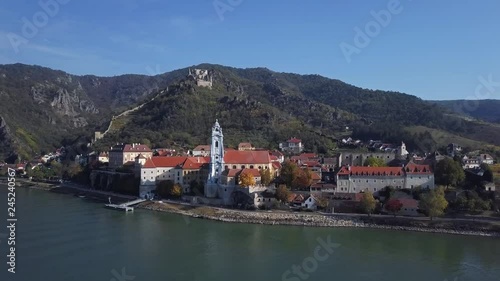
[10,179,500,237]
[139,201,500,237]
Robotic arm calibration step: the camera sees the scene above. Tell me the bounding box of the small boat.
[78,195,86,199]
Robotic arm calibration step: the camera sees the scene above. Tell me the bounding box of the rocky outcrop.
[0,116,14,158]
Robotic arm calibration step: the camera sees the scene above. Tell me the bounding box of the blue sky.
[0,0,499,100]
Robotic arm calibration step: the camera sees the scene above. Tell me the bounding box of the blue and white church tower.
[205,120,225,198]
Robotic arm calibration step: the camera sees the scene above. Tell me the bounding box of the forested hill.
[92,64,500,155]
[1,63,500,161]
[430,100,500,124]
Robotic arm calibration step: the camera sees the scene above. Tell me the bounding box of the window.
[232,165,237,169]
[215,141,219,148]
[250,165,254,169]
[241,165,245,169]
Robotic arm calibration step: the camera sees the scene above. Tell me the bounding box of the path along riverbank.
[7,178,500,237]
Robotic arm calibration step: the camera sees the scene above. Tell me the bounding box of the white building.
[336,162,435,194]
[279,138,304,154]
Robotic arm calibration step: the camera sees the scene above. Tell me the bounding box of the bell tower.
[208,119,225,184]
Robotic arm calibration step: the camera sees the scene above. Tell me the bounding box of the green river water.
[0,187,499,281]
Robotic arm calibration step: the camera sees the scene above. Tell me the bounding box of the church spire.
[208,120,224,184]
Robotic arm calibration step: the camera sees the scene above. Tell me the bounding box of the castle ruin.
[188,68,213,89]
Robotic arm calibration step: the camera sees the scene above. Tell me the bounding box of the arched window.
[215,141,219,148]
[241,165,245,169]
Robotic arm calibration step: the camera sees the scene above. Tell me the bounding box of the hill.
[2,63,500,161]
[0,63,185,160]
[431,100,500,124]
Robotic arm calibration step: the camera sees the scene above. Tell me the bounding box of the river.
[0,187,499,281]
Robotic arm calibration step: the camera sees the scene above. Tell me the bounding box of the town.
[2,104,498,220]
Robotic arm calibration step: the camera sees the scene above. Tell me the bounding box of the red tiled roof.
[289,193,306,203]
[224,150,271,164]
[124,144,152,153]
[143,158,156,169]
[287,138,302,143]
[311,171,321,180]
[181,157,210,169]
[270,155,279,161]
[404,163,432,174]
[241,168,261,177]
[272,162,282,170]
[300,153,318,159]
[338,166,404,176]
[271,151,284,157]
[398,198,419,208]
[151,156,188,168]
[193,145,210,151]
[224,168,261,178]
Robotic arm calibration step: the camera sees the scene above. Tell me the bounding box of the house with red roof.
[279,137,304,154]
[109,143,153,168]
[98,152,109,163]
[336,162,434,194]
[220,168,261,186]
[384,198,420,217]
[223,150,274,171]
[139,156,209,198]
[404,162,435,189]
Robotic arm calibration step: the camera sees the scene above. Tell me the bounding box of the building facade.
[336,163,434,194]
[279,138,304,154]
[109,143,152,168]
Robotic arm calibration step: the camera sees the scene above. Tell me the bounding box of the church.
[205,120,276,205]
[138,120,277,203]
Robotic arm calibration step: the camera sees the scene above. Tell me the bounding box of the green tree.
[260,169,273,186]
[156,180,174,198]
[275,185,291,203]
[315,195,329,210]
[360,192,376,216]
[380,186,396,201]
[190,180,204,196]
[435,158,465,187]
[480,163,494,182]
[50,161,63,178]
[363,157,386,167]
[65,162,83,179]
[419,187,449,220]
[280,161,300,187]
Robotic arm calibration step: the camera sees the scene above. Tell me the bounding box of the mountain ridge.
[1,63,500,162]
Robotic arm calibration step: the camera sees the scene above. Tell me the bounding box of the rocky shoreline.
[139,201,500,237]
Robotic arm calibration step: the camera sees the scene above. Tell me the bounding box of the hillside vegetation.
[2,63,500,161]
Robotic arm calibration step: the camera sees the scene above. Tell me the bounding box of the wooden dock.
[105,198,146,212]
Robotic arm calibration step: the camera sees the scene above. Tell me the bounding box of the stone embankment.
[139,202,500,237]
